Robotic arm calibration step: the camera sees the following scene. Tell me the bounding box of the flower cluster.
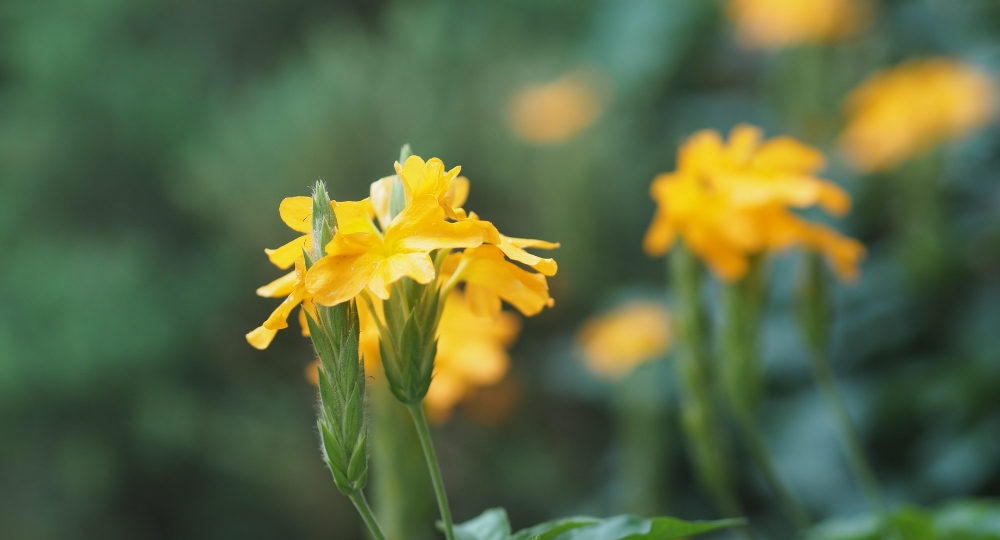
[248,154,557,413]
[727,0,870,49]
[643,124,864,282]
[839,58,997,173]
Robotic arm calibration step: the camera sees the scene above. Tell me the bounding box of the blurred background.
[3,0,1000,539]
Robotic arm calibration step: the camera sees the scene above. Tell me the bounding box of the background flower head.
[727,0,870,49]
[838,58,997,173]
[576,301,672,380]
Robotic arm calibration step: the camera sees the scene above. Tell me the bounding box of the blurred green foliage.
[3,0,1000,539]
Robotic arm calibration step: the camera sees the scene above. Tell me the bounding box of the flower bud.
[377,277,441,404]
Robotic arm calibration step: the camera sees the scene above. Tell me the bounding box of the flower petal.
[370,175,396,230]
[279,197,313,233]
[367,252,436,299]
[246,326,278,350]
[256,270,298,298]
[265,236,310,270]
[306,250,381,306]
[389,195,487,252]
[496,238,558,276]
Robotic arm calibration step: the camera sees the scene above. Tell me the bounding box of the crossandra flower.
[644,124,865,282]
[508,71,605,144]
[838,58,997,173]
[440,245,555,318]
[247,259,316,349]
[262,196,316,269]
[424,291,521,422]
[577,301,673,381]
[727,0,870,49]
[306,194,487,306]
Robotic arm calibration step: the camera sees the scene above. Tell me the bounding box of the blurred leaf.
[454,510,742,540]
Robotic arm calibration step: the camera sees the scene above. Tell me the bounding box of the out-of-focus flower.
[839,58,997,173]
[508,71,606,144]
[577,301,673,380]
[644,124,865,282]
[424,292,521,423]
[727,0,870,49]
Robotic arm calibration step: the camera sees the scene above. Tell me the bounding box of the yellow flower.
[440,245,555,318]
[246,258,316,349]
[306,194,488,306]
[839,58,997,173]
[508,71,605,144]
[644,125,865,282]
[727,0,870,49]
[262,196,316,269]
[577,301,673,380]
[424,291,521,423]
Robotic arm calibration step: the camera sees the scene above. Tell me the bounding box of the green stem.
[407,402,455,540]
[348,490,389,540]
[807,348,886,512]
[731,408,812,530]
[721,268,811,531]
[669,246,755,540]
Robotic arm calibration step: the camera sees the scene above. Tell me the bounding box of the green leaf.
[447,508,511,540]
[509,517,598,540]
[457,510,743,540]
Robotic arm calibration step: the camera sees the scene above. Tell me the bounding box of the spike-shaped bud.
[377,277,441,404]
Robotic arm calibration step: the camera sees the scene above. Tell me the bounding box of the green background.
[3,0,1000,538]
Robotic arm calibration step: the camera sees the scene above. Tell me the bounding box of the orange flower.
[839,58,997,173]
[424,292,521,422]
[577,301,673,380]
[440,245,555,318]
[727,0,870,49]
[508,71,606,144]
[644,125,864,281]
[246,258,316,349]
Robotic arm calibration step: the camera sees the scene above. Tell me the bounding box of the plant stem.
[720,267,811,531]
[407,402,456,540]
[807,348,886,512]
[669,246,755,540]
[347,490,389,540]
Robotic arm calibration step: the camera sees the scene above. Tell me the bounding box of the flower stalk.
[305,182,389,540]
[669,245,748,534]
[408,402,456,540]
[720,258,811,531]
[796,254,885,512]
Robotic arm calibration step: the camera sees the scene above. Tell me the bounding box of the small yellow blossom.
[577,301,673,380]
[306,195,488,306]
[424,292,521,423]
[441,245,555,318]
[839,58,997,173]
[246,258,316,349]
[644,125,865,282]
[262,196,316,269]
[508,72,605,144]
[727,0,870,49]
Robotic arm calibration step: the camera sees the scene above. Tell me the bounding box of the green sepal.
[301,246,315,270]
[346,433,369,489]
[319,421,353,495]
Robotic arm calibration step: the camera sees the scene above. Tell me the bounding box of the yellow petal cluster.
[644,125,865,282]
[727,0,870,49]
[249,154,558,348]
[424,292,521,423]
[577,301,673,380]
[839,58,997,173]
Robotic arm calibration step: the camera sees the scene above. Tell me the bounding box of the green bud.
[311,180,338,261]
[309,301,369,495]
[388,145,410,222]
[377,278,440,404]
